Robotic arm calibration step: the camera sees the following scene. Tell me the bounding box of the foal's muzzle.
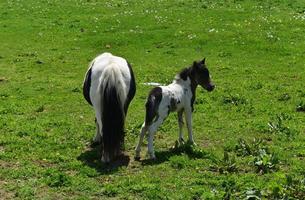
[205,83,215,92]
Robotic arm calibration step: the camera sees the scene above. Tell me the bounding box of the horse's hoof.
[90,141,100,147]
[150,157,157,161]
[187,140,197,146]
[179,138,185,145]
[149,155,156,160]
[101,160,110,165]
[191,142,197,146]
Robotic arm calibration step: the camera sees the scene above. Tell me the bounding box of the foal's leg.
[135,122,148,160]
[147,115,167,159]
[177,111,185,144]
[184,108,196,145]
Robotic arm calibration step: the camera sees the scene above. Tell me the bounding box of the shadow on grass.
[77,144,130,174]
[140,143,218,166]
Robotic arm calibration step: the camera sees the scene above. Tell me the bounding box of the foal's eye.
[202,69,209,77]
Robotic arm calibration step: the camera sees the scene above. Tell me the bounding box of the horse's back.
[83,52,136,109]
[92,53,130,75]
[90,53,131,91]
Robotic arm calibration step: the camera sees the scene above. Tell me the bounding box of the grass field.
[1,0,305,199]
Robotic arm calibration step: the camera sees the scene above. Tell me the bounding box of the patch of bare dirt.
[0,180,15,200]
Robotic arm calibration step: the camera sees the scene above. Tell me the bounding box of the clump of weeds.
[268,114,296,139]
[234,138,264,157]
[296,101,305,112]
[210,150,238,174]
[222,94,247,106]
[277,93,291,101]
[253,149,279,174]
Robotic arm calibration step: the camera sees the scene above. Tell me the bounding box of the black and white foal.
[135,58,214,160]
[83,53,136,163]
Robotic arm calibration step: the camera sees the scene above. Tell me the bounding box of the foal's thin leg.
[147,116,166,159]
[177,111,184,144]
[135,123,147,160]
[184,109,196,145]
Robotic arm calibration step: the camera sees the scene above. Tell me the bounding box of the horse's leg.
[91,118,101,146]
[135,122,148,160]
[177,110,184,144]
[95,107,109,163]
[184,108,196,145]
[147,115,167,159]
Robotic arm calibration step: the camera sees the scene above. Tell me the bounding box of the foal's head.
[191,58,215,92]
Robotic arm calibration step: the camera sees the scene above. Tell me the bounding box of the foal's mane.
[176,67,192,81]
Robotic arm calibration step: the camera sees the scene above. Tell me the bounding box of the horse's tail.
[100,64,127,162]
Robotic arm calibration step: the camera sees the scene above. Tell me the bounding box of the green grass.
[1,0,305,199]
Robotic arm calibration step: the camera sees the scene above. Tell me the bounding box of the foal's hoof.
[135,151,141,161]
[191,142,197,146]
[149,155,156,161]
[134,156,141,161]
[186,140,197,146]
[179,138,185,145]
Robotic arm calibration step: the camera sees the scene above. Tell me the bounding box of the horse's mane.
[176,67,191,81]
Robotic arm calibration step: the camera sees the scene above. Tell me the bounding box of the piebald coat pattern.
[83,53,136,163]
[135,59,214,160]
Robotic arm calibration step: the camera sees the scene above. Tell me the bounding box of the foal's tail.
[100,65,127,162]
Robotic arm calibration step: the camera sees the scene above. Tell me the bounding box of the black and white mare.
[83,53,136,163]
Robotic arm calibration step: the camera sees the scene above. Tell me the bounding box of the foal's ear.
[193,61,198,67]
[202,58,206,64]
